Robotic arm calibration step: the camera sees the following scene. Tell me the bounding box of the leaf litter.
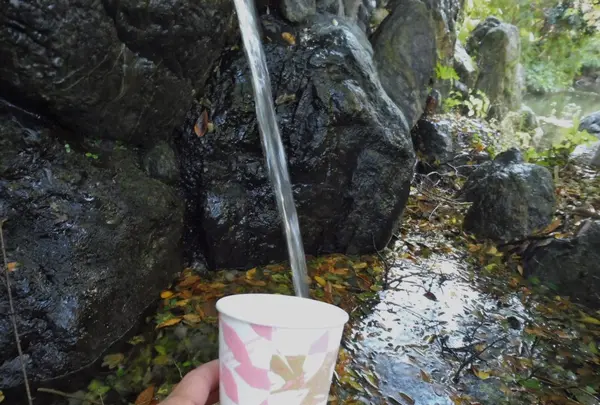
[70,149,600,405]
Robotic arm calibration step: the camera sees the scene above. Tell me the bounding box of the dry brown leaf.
[183,314,202,324]
[135,385,155,405]
[420,369,432,383]
[156,317,182,329]
[194,110,208,137]
[160,290,174,299]
[178,275,201,287]
[398,392,415,405]
[6,262,18,272]
[281,32,296,45]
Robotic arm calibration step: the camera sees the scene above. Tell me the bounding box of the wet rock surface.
[0,0,236,146]
[179,15,415,269]
[461,148,555,242]
[579,110,600,136]
[467,17,522,120]
[371,0,437,128]
[525,220,600,308]
[0,111,184,389]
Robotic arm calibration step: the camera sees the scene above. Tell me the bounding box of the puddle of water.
[347,248,529,405]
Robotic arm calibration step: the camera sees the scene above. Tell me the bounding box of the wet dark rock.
[0,112,184,389]
[411,114,499,175]
[579,111,600,137]
[0,0,237,147]
[281,0,317,22]
[179,15,415,269]
[143,141,180,185]
[412,118,455,167]
[371,0,437,128]
[461,148,555,242]
[466,17,522,120]
[525,221,600,308]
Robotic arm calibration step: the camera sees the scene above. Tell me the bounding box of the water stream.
[232,0,310,298]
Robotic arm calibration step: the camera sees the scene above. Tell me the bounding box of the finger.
[163,360,220,405]
[206,388,220,405]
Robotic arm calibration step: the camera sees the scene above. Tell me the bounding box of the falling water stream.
[232,0,310,298]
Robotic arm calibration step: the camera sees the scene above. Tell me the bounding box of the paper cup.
[216,294,349,405]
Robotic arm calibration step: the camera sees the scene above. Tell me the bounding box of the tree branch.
[1,219,33,405]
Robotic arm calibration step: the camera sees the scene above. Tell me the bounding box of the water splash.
[232,0,310,298]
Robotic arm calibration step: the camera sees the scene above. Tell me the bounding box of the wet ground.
[22,171,600,405]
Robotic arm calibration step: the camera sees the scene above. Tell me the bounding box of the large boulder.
[0,110,184,389]
[0,0,237,147]
[371,0,437,128]
[525,221,600,308]
[178,15,416,269]
[579,111,600,137]
[467,17,522,120]
[461,148,555,242]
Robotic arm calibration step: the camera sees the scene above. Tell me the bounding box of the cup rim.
[216,293,350,329]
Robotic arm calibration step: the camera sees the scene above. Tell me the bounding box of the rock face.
[371,0,437,128]
[454,40,478,88]
[467,17,522,120]
[525,221,600,308]
[412,118,455,167]
[461,148,555,242]
[570,141,600,168]
[0,0,237,147]
[179,15,416,269]
[0,110,184,388]
[579,111,600,137]
[281,0,317,22]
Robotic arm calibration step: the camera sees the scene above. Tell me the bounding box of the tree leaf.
[135,385,155,405]
[183,314,202,324]
[178,275,201,287]
[580,315,600,325]
[398,392,415,405]
[314,276,327,287]
[471,366,491,380]
[102,353,124,369]
[0,390,5,403]
[160,290,174,299]
[156,317,182,329]
[6,262,18,272]
[420,369,432,383]
[281,32,296,45]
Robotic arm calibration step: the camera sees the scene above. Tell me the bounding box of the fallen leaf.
[517,265,524,276]
[314,276,327,287]
[156,317,182,329]
[471,366,491,380]
[246,267,257,279]
[6,262,18,272]
[102,353,124,369]
[329,267,349,275]
[194,110,209,137]
[209,282,227,289]
[541,219,562,234]
[281,32,296,45]
[423,291,437,301]
[398,392,416,405]
[135,385,155,405]
[353,262,368,270]
[245,279,267,287]
[580,315,600,325]
[420,369,432,383]
[160,290,174,299]
[175,299,190,307]
[183,314,202,324]
[180,289,193,299]
[0,390,4,403]
[178,275,201,287]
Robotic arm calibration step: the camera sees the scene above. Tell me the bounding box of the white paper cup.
[216,293,350,405]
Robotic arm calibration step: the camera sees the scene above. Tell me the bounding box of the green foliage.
[524,123,597,167]
[444,90,491,118]
[64,143,71,154]
[85,152,99,160]
[462,0,600,93]
[435,63,460,82]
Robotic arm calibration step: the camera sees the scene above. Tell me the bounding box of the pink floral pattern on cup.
[219,316,341,405]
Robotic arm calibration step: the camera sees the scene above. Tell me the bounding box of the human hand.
[160,360,219,405]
